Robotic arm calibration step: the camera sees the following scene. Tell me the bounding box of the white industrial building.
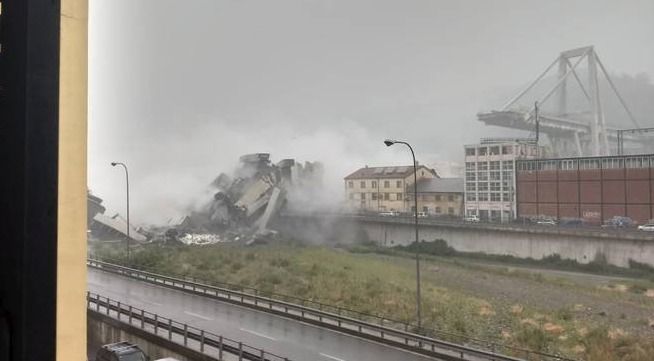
[464,139,542,222]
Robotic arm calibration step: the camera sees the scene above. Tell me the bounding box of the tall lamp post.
[111,162,130,260]
[384,139,422,330]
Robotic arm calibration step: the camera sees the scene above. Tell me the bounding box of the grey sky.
[89,0,654,224]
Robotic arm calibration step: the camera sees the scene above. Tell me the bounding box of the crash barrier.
[89,259,575,361]
[87,292,290,361]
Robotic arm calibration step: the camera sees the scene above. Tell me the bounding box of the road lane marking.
[240,328,277,341]
[320,353,346,361]
[183,311,213,321]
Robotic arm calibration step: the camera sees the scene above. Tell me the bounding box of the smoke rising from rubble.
[89,0,654,226]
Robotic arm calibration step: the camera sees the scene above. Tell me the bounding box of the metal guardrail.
[88,259,575,361]
[87,291,290,361]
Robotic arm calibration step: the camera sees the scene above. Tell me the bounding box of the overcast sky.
[88,0,654,224]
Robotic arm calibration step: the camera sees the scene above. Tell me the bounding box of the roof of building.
[411,177,463,193]
[344,165,437,180]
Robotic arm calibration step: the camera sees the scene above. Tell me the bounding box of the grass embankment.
[93,243,654,361]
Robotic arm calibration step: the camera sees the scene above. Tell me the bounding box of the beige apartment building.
[344,165,438,213]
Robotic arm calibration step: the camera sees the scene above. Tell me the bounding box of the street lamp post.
[384,139,422,331]
[111,162,130,260]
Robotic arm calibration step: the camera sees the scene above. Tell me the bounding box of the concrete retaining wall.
[361,221,654,268]
[277,215,654,268]
[87,311,216,361]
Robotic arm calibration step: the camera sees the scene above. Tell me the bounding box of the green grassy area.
[92,242,654,360]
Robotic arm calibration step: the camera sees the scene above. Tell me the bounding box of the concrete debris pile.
[179,233,224,246]
[167,153,323,245]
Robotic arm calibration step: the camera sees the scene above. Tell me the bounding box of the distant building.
[344,164,438,213]
[516,154,654,224]
[464,139,542,222]
[410,178,464,216]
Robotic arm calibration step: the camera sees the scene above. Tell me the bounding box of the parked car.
[637,223,654,232]
[379,211,395,217]
[415,212,428,218]
[95,342,149,361]
[602,216,634,228]
[463,214,480,222]
[536,219,557,226]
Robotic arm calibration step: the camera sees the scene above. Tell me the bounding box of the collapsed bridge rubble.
[163,153,323,245]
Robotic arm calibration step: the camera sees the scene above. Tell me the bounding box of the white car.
[637,223,654,232]
[379,211,396,217]
[464,215,480,222]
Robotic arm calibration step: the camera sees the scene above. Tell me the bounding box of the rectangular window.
[502,192,512,201]
[478,182,488,191]
[478,193,489,201]
[465,172,476,181]
[489,146,500,155]
[559,159,577,170]
[490,193,501,201]
[625,157,646,169]
[466,193,476,201]
[448,194,454,202]
[396,180,402,188]
[435,194,442,201]
[360,181,366,188]
[435,206,441,214]
[601,158,623,169]
[490,182,501,192]
[396,193,403,200]
[580,159,600,169]
[502,161,513,170]
[371,181,377,188]
[361,192,366,200]
[466,148,476,156]
[384,180,390,188]
[479,162,488,171]
[479,147,487,156]
[465,183,476,192]
[502,146,513,155]
[384,193,389,200]
[371,193,378,200]
[348,181,353,188]
[465,162,476,171]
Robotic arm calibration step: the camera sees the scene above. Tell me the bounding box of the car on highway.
[463,215,480,222]
[638,223,654,232]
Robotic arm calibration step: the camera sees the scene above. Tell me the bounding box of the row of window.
[466,193,513,202]
[347,180,403,189]
[466,181,513,191]
[465,145,514,156]
[349,193,457,202]
[466,161,515,171]
[350,192,403,201]
[517,156,654,171]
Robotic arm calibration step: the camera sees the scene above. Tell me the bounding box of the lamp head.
[383,139,395,147]
[111,162,117,166]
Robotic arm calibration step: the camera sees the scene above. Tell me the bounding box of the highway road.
[88,268,438,361]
